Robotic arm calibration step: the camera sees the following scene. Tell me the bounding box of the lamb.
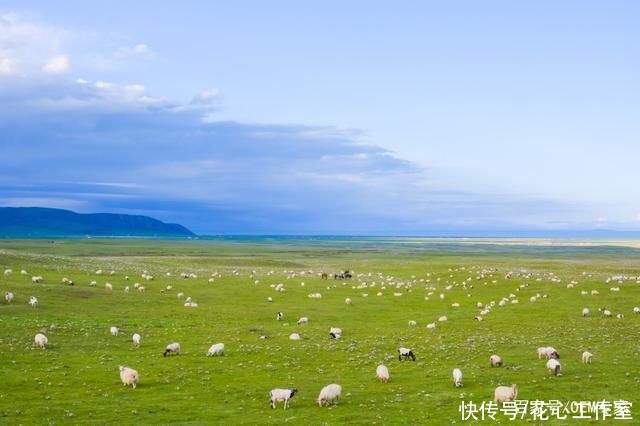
[317,383,342,407]
[494,384,518,403]
[163,342,180,356]
[452,368,463,387]
[34,333,48,349]
[582,351,593,364]
[546,358,561,376]
[376,364,390,382]
[276,312,283,321]
[119,365,139,388]
[110,326,119,336]
[29,296,38,308]
[132,333,141,347]
[398,347,416,361]
[297,317,309,325]
[582,308,589,317]
[490,354,503,367]
[4,291,14,304]
[270,388,298,409]
[207,343,225,356]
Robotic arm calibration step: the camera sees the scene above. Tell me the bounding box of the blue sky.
[1,1,639,235]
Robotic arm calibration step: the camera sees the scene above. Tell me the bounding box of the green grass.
[0,238,639,425]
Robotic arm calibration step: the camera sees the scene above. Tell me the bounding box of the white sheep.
[89,280,97,286]
[490,354,503,367]
[329,327,342,339]
[34,333,48,349]
[603,309,612,317]
[546,358,561,376]
[110,326,119,336]
[408,320,417,326]
[617,313,624,319]
[119,365,139,388]
[269,388,298,409]
[31,276,43,283]
[426,322,436,329]
[177,292,184,299]
[184,302,198,307]
[163,342,180,357]
[317,383,342,407]
[4,291,14,304]
[582,351,593,364]
[124,286,129,293]
[438,315,448,322]
[634,307,640,314]
[297,317,309,325]
[494,384,518,403]
[582,308,589,317]
[3,269,12,275]
[345,297,352,305]
[376,364,390,382]
[289,333,301,341]
[132,333,141,347]
[207,343,225,356]
[29,296,38,308]
[276,312,283,320]
[537,347,559,360]
[105,283,112,291]
[453,368,463,387]
[398,347,416,361]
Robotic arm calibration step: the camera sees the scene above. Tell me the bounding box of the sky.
[1,1,639,235]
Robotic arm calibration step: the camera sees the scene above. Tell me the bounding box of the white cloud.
[43,54,70,74]
[114,43,152,59]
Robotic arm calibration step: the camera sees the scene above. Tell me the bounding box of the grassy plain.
[0,238,639,425]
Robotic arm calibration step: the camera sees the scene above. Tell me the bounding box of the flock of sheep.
[2,264,638,413]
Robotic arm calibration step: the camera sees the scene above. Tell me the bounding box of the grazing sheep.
[4,291,14,304]
[603,309,612,317]
[177,292,184,299]
[398,347,416,361]
[427,322,436,329]
[62,277,74,286]
[408,320,417,326]
[490,354,503,367]
[289,333,301,341]
[276,312,283,320]
[184,302,198,307]
[582,351,593,364]
[494,384,518,403]
[634,307,640,314]
[110,326,119,336]
[438,315,448,322]
[582,308,589,317]
[267,296,273,302]
[345,297,352,305]
[546,358,562,376]
[132,333,141,347]
[34,333,48,349]
[89,280,97,286]
[31,276,43,283]
[29,296,38,308]
[3,269,12,275]
[207,343,225,356]
[317,383,342,407]
[270,388,298,409]
[617,313,624,319]
[591,290,599,296]
[376,364,390,383]
[537,347,560,360]
[329,327,342,339]
[124,286,129,293]
[297,317,309,325]
[119,365,139,388]
[105,283,112,291]
[453,368,463,387]
[163,342,180,357]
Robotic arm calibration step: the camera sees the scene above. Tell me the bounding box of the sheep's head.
[290,389,298,398]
